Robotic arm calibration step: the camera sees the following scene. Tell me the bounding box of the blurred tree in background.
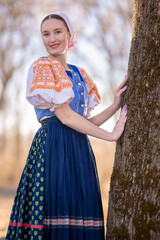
[0,0,36,181]
[0,0,35,108]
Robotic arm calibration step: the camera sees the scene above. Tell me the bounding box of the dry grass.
[0,135,115,238]
[0,188,16,239]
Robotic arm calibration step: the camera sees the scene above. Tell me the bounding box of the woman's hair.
[41,14,70,32]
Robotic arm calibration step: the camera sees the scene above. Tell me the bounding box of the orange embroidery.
[29,57,101,104]
[79,68,101,101]
[29,57,73,93]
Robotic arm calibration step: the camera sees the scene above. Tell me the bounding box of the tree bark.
[106,1,160,240]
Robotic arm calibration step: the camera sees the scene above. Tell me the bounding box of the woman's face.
[41,18,71,57]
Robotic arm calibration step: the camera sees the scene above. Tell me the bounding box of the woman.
[6,12,127,240]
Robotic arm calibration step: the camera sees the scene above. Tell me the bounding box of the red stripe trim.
[9,222,44,229]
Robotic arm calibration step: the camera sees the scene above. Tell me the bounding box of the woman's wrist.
[104,132,116,142]
[110,131,118,142]
[111,102,120,112]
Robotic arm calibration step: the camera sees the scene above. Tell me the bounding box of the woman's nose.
[50,33,56,42]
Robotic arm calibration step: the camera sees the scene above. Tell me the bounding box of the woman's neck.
[48,54,70,70]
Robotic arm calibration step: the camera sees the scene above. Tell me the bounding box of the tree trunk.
[106,1,160,240]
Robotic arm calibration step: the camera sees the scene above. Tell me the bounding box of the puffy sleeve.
[26,57,74,111]
[78,67,101,117]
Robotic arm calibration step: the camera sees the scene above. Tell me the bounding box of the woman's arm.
[87,103,118,126]
[54,103,127,142]
[88,76,128,126]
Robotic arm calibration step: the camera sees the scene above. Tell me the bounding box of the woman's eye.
[43,33,49,37]
[56,31,62,34]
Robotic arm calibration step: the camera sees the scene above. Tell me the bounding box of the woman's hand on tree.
[112,105,127,141]
[113,75,128,110]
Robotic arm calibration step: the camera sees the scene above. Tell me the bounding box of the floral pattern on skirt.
[6,127,47,239]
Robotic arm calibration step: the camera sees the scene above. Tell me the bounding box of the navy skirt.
[6,117,105,240]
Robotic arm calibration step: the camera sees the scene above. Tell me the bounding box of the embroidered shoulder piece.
[29,57,73,93]
[79,67,101,101]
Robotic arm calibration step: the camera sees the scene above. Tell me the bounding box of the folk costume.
[6,13,105,240]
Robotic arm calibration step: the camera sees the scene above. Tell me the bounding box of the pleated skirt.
[6,117,105,240]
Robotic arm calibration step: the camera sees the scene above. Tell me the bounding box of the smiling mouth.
[50,44,60,49]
